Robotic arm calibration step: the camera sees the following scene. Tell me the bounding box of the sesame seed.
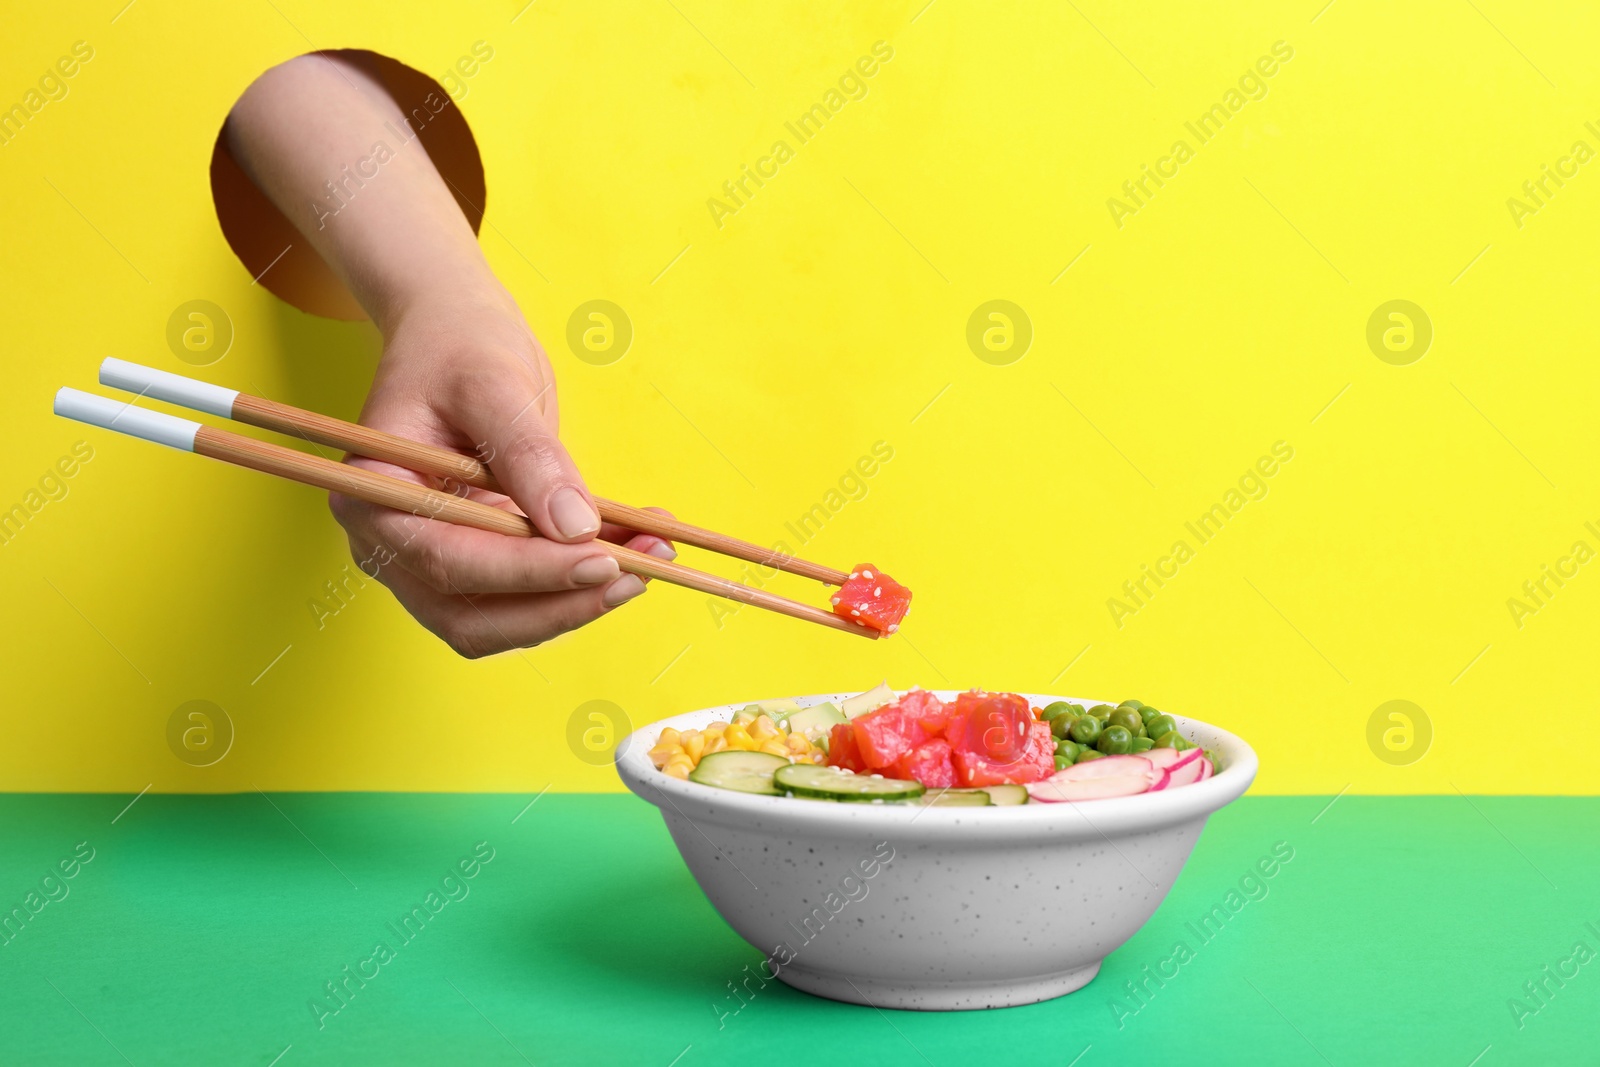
[887,623,899,633]
[863,570,874,580]
[830,596,841,604]
[851,610,860,616]
[874,587,882,597]
[850,572,859,579]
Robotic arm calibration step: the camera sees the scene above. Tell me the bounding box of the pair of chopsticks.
[55,360,877,639]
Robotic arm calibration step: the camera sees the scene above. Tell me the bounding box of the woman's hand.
[224,51,670,656]
[329,288,674,658]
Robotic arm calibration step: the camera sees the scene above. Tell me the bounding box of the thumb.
[456,374,600,543]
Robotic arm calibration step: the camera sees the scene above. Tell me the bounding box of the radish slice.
[1166,755,1207,787]
[1145,767,1173,792]
[1196,757,1214,781]
[1145,747,1205,771]
[1159,747,1203,773]
[1147,750,1205,789]
[1059,754,1153,781]
[1027,773,1149,803]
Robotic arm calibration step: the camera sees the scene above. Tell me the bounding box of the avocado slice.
[756,698,804,720]
[841,681,895,719]
[784,702,847,739]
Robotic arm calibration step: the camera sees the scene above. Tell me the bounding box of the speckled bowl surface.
[616,691,1258,1011]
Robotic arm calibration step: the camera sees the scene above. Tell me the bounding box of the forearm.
[224,52,502,333]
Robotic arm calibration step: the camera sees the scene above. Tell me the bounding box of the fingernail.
[550,488,600,539]
[602,574,647,608]
[645,539,677,562]
[571,555,620,585]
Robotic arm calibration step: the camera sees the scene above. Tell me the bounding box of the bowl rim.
[615,690,1258,842]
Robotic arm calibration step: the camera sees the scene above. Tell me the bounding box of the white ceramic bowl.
[616,691,1257,1011]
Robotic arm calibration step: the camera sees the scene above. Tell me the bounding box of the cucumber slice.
[785,702,846,739]
[688,750,788,795]
[919,788,991,807]
[757,698,804,719]
[732,706,760,725]
[981,784,1030,806]
[841,681,895,719]
[773,764,925,802]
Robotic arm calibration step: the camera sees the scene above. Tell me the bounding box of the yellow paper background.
[2,0,1596,794]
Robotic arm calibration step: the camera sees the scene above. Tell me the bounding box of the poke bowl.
[616,687,1258,1011]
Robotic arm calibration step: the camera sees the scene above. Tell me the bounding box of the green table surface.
[1,793,1593,1066]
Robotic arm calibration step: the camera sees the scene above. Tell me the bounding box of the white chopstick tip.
[99,357,239,417]
[53,386,101,420]
[54,386,201,452]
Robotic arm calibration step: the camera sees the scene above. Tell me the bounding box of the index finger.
[449,371,601,544]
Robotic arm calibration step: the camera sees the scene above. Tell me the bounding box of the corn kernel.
[684,734,705,761]
[647,743,680,767]
[760,739,790,757]
[658,727,681,746]
[664,761,691,779]
[704,736,728,754]
[724,724,753,749]
[786,733,810,753]
[751,714,777,737]
[704,721,729,736]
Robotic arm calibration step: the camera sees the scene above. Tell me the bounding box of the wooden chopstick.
[53,388,876,640]
[98,359,849,586]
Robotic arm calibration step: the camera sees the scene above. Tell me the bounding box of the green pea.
[1068,716,1101,746]
[1053,753,1073,770]
[1098,725,1134,754]
[1118,699,1144,710]
[1074,748,1105,763]
[1154,730,1195,750]
[1130,736,1155,753]
[1146,714,1177,741]
[1050,714,1077,740]
[1088,704,1117,718]
[1054,739,1081,760]
[1138,706,1162,727]
[1108,708,1145,735]
[1042,701,1077,721]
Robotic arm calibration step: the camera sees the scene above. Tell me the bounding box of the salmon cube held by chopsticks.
[830,563,911,634]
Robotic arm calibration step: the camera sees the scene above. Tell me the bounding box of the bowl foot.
[774,959,1103,1011]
